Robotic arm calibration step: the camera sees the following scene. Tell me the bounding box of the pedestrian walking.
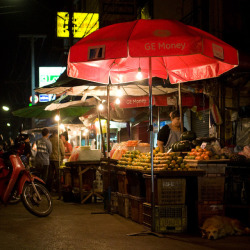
[35,128,52,185]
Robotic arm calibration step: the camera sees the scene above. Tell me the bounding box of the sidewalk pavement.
[0,197,249,250]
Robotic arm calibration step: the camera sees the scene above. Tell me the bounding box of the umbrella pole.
[178,83,184,134]
[107,82,111,213]
[107,83,111,155]
[57,110,60,164]
[57,110,60,195]
[149,57,155,233]
[97,110,106,158]
[158,106,160,132]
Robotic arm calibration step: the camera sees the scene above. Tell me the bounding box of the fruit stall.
[102,136,249,233]
[60,135,250,233]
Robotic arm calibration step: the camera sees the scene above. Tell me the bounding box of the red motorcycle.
[0,137,53,217]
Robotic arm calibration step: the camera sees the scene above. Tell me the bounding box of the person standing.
[157,110,186,153]
[49,130,65,193]
[60,132,73,159]
[35,128,52,184]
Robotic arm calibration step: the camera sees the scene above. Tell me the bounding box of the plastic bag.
[69,146,80,162]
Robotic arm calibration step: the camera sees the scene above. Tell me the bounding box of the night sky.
[0,0,69,138]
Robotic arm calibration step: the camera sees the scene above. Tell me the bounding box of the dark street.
[1,197,250,250]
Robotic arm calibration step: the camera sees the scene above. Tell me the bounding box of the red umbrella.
[68,19,238,84]
[67,19,238,232]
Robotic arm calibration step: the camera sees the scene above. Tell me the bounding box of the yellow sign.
[57,12,99,38]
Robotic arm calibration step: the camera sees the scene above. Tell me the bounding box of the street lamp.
[2,106,10,111]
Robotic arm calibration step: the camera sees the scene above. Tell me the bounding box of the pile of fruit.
[184,146,227,161]
[117,147,191,171]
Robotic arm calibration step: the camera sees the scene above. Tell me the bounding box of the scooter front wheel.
[21,183,53,217]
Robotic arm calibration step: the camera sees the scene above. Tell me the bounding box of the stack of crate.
[126,170,145,224]
[197,163,227,226]
[116,171,130,218]
[143,176,187,233]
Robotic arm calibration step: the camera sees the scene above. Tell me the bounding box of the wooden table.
[65,161,103,204]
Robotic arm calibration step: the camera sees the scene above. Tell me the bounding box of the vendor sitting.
[157,110,186,153]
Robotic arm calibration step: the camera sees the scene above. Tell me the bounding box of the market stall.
[22,18,248,234]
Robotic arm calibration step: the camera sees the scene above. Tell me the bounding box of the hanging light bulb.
[115,98,120,105]
[116,86,123,97]
[59,124,65,130]
[136,67,143,80]
[98,103,104,111]
[55,114,60,121]
[118,74,123,82]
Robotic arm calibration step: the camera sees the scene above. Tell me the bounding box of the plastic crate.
[117,192,130,218]
[143,203,187,233]
[198,203,225,226]
[117,171,128,194]
[198,176,225,202]
[129,195,144,224]
[145,177,186,205]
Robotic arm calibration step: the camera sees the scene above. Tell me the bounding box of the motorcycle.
[0,135,53,217]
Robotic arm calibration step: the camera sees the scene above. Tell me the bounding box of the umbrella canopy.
[68,19,238,84]
[12,102,93,119]
[35,77,179,96]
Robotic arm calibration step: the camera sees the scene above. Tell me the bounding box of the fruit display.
[184,146,227,161]
[111,141,151,160]
[117,147,191,171]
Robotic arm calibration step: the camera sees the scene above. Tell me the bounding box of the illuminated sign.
[39,94,56,102]
[39,67,66,88]
[57,12,99,38]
